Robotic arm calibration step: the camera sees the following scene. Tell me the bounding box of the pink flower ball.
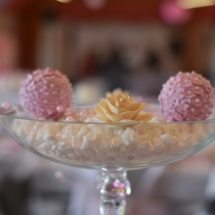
[20,68,72,120]
[158,71,214,122]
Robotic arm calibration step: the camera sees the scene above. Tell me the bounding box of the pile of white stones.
[12,118,215,164]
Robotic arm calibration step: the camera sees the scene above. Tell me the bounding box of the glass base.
[98,169,131,215]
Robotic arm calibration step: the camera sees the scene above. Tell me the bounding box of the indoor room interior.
[0,0,215,215]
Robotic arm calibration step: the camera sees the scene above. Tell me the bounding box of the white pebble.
[77,126,89,138]
[52,145,57,150]
[72,136,81,149]
[62,133,70,140]
[184,135,196,146]
[122,127,139,146]
[160,134,172,145]
[38,142,51,151]
[111,137,123,148]
[58,141,66,150]
[153,138,163,149]
[81,136,92,150]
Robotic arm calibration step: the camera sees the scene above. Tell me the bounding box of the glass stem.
[98,168,131,215]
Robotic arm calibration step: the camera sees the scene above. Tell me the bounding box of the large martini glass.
[0,106,215,215]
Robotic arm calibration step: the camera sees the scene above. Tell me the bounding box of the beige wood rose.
[94,91,154,123]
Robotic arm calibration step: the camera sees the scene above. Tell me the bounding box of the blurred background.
[0,0,215,214]
[1,0,215,102]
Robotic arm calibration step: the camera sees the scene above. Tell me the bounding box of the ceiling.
[3,0,215,22]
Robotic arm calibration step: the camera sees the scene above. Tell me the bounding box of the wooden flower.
[95,91,153,123]
[106,88,129,98]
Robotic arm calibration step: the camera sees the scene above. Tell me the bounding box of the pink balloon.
[160,0,192,25]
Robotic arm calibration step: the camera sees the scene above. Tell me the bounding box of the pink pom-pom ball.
[20,68,73,120]
[158,71,214,122]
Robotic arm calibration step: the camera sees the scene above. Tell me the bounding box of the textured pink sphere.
[20,68,72,119]
[158,72,214,122]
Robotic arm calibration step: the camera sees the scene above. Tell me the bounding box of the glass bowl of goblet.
[0,106,215,215]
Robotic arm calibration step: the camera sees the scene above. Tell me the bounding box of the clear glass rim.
[0,112,215,125]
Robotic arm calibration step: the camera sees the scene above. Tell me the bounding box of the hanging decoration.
[56,0,72,3]
[160,0,192,25]
[83,0,106,10]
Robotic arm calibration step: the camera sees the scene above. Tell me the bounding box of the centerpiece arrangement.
[0,68,215,215]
